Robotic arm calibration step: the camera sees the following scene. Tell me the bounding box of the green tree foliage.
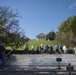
[55,16,76,47]
[46,31,55,40]
[0,6,28,48]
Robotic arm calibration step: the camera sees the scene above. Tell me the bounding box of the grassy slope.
[27,40,55,50]
[6,40,55,51]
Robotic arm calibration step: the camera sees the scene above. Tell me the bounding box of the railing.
[6,50,13,57]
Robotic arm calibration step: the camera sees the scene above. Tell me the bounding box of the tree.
[0,6,28,48]
[55,16,76,47]
[46,31,55,40]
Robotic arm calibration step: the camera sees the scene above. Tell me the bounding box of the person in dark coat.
[31,45,34,54]
[49,45,53,54]
[0,46,6,65]
[24,44,28,54]
[36,46,39,54]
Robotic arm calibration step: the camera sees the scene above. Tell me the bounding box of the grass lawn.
[6,40,55,51]
[27,40,55,50]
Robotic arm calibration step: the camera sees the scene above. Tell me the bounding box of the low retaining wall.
[5,49,73,54]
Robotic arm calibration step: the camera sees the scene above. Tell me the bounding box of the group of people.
[23,43,53,54]
[30,43,68,54]
[54,44,67,54]
[23,43,66,54]
[12,43,76,54]
[23,43,76,54]
[55,44,76,54]
[39,43,68,54]
[26,43,53,54]
[0,44,76,66]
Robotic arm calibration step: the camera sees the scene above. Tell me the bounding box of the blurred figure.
[73,46,76,54]
[31,45,34,54]
[40,43,44,54]
[43,44,46,53]
[63,45,67,54]
[46,45,49,53]
[24,44,28,54]
[13,45,16,54]
[59,44,63,54]
[36,46,39,54]
[54,44,59,54]
[49,45,53,54]
[0,46,6,66]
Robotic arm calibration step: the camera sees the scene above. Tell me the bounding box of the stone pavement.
[0,54,76,71]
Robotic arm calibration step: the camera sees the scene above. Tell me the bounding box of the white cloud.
[59,0,76,9]
[69,2,76,9]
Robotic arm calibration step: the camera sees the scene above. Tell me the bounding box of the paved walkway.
[1,54,76,71]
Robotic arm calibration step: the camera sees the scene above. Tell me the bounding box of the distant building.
[36,33,46,41]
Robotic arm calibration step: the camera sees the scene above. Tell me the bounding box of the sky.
[0,0,76,39]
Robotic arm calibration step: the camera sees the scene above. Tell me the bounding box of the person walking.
[40,43,44,54]
[24,44,28,54]
[31,45,34,54]
[63,45,67,54]
[54,44,59,54]
[73,46,76,54]
[13,45,16,54]
[0,46,6,66]
[59,44,63,54]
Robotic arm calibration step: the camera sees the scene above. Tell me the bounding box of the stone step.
[5,54,76,66]
[1,54,76,70]
[0,54,76,75]
[0,70,76,75]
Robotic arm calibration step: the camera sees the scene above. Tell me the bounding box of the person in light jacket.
[63,45,67,54]
[73,46,76,54]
